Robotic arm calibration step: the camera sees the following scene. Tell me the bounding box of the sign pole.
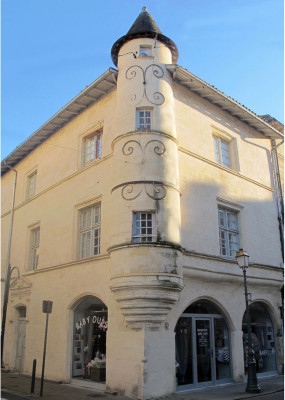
[40,300,53,397]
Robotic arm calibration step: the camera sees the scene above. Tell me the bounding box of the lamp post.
[1,163,17,367]
[236,249,260,393]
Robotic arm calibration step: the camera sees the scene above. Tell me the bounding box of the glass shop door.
[194,318,214,384]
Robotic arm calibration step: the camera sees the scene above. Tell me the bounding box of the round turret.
[111,7,179,66]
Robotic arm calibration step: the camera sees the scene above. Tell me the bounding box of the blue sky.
[1,0,284,159]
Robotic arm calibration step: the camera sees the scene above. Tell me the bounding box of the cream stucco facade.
[1,8,284,400]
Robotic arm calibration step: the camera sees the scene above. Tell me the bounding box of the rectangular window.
[83,131,102,166]
[213,136,232,168]
[136,109,152,130]
[132,212,156,243]
[27,171,37,198]
[218,207,239,258]
[139,46,152,57]
[79,203,101,258]
[30,227,40,270]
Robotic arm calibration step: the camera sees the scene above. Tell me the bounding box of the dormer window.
[139,46,152,57]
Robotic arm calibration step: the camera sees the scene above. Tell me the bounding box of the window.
[27,171,37,198]
[218,207,239,257]
[79,203,101,259]
[132,212,156,243]
[139,46,152,57]
[30,227,40,269]
[82,131,102,166]
[136,109,152,130]
[213,136,232,168]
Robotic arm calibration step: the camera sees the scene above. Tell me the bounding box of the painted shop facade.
[1,7,284,399]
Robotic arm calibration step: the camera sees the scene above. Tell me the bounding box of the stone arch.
[67,291,109,311]
[174,297,233,388]
[249,299,281,332]
[67,294,108,383]
[172,295,235,332]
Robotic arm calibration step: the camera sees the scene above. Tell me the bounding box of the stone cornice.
[179,146,274,192]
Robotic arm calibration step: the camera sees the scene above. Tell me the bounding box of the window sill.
[220,255,237,261]
[138,56,154,60]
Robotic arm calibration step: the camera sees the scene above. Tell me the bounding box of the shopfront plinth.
[106,320,176,400]
[91,366,106,382]
[231,330,245,383]
[142,329,176,399]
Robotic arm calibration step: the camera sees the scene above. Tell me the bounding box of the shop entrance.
[72,296,107,382]
[175,300,231,390]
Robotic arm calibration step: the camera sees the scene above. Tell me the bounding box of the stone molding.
[110,273,183,330]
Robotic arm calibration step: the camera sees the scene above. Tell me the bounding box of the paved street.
[1,371,284,400]
[253,393,283,400]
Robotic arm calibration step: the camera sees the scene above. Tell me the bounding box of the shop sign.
[197,328,208,347]
[76,315,108,330]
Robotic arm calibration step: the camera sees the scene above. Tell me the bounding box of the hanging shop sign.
[75,315,108,331]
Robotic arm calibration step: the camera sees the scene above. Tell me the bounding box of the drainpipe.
[1,162,17,367]
[271,138,284,259]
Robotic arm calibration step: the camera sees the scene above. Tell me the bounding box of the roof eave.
[167,64,283,140]
[1,68,118,176]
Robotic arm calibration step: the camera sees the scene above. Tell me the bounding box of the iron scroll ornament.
[122,139,166,163]
[125,64,165,105]
[111,180,180,201]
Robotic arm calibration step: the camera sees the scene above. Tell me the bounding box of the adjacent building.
[1,7,284,399]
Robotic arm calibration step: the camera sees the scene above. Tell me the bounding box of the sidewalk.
[1,370,284,400]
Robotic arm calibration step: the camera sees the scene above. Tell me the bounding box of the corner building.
[1,8,284,399]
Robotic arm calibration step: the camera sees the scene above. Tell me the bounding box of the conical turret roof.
[127,6,162,35]
[111,7,178,66]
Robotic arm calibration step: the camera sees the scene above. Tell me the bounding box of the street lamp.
[1,163,17,367]
[236,249,260,393]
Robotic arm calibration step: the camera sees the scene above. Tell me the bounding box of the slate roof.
[111,7,178,66]
[127,6,162,35]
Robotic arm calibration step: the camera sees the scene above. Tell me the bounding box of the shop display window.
[72,296,107,382]
[242,302,276,373]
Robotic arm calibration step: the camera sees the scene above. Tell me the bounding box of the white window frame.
[132,211,156,243]
[79,203,101,259]
[26,170,37,199]
[82,130,102,166]
[218,206,239,258]
[139,45,152,57]
[136,108,153,130]
[29,226,40,270]
[213,135,232,168]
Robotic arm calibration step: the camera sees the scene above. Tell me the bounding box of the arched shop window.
[175,300,231,389]
[72,296,107,382]
[242,302,276,373]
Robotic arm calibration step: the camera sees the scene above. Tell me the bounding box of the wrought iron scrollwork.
[145,182,166,200]
[125,64,165,105]
[122,140,142,156]
[121,183,143,200]
[122,139,165,162]
[112,181,169,201]
[145,140,166,156]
